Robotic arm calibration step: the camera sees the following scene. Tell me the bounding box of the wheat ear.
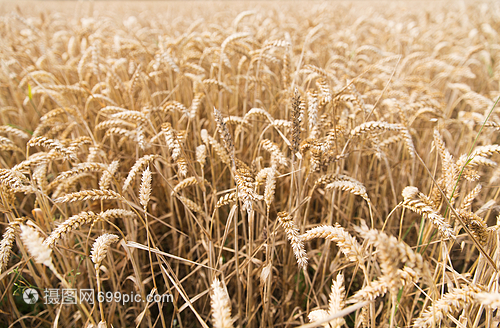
[277,211,308,269]
[99,160,120,190]
[196,144,207,167]
[402,186,454,239]
[213,107,235,161]
[20,224,54,269]
[291,88,302,154]
[53,162,107,183]
[0,220,21,274]
[54,189,122,203]
[325,180,371,203]
[92,233,120,323]
[172,177,203,194]
[301,224,365,265]
[27,136,76,159]
[414,285,482,328]
[309,273,346,328]
[91,233,120,270]
[261,139,288,167]
[459,184,482,212]
[328,273,346,327]
[211,278,235,328]
[139,166,152,210]
[122,155,159,191]
[216,192,238,208]
[475,292,500,308]
[201,129,231,165]
[44,211,99,247]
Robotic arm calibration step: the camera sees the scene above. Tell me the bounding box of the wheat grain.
[216,192,238,208]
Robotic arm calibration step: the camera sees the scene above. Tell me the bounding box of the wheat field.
[1,1,500,327]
